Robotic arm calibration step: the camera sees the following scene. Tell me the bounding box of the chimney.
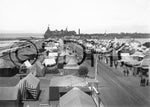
[78,28,80,35]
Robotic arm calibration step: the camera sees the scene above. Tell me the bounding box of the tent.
[120,53,132,62]
[0,87,21,107]
[48,52,58,57]
[64,54,79,69]
[120,53,130,61]
[131,51,145,57]
[24,73,40,100]
[0,58,18,77]
[140,58,150,68]
[59,51,69,56]
[16,73,40,100]
[27,60,45,77]
[34,60,45,77]
[50,75,88,87]
[23,60,32,68]
[42,58,56,66]
[26,64,37,76]
[60,87,96,107]
[126,59,141,66]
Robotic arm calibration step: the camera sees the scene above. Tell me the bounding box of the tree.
[78,66,89,77]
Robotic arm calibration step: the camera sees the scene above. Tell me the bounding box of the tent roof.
[66,55,78,65]
[64,54,79,69]
[48,52,58,57]
[24,73,40,88]
[0,87,18,100]
[50,75,87,87]
[23,60,32,68]
[126,59,141,65]
[43,58,56,66]
[60,87,96,107]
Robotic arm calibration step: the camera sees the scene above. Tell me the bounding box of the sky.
[0,0,150,34]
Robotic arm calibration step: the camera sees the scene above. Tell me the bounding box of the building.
[44,26,76,39]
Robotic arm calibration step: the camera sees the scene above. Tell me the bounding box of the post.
[95,54,98,80]
[149,65,150,84]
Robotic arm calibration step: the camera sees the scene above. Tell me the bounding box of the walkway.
[96,60,150,107]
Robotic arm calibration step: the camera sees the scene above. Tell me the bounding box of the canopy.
[126,59,141,66]
[120,53,132,62]
[131,51,145,57]
[48,52,58,57]
[43,58,56,66]
[140,58,150,67]
[60,87,96,107]
[23,60,32,68]
[50,75,88,87]
[121,52,130,56]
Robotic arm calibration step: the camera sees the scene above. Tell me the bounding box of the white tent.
[64,54,79,69]
[120,53,131,62]
[23,60,32,68]
[60,87,96,107]
[48,52,58,57]
[43,58,56,66]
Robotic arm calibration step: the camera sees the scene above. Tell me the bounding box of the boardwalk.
[96,61,150,107]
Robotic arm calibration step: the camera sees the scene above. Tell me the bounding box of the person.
[112,48,118,68]
[42,42,45,51]
[114,60,118,68]
[142,68,149,86]
[110,54,113,67]
[91,49,94,67]
[122,62,129,76]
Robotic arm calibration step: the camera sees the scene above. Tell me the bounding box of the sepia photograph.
[0,0,150,107]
